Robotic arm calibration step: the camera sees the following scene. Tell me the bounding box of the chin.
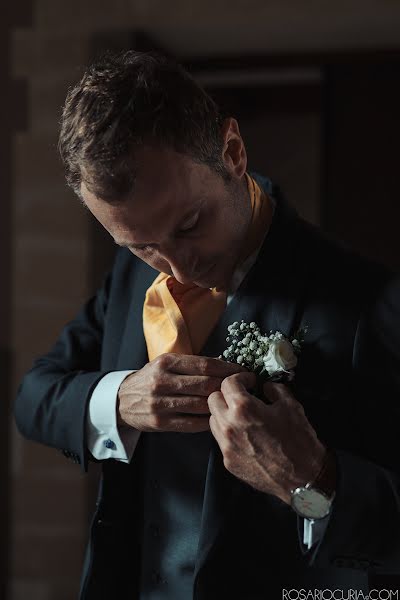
[195,272,227,291]
[193,261,230,290]
[192,276,215,288]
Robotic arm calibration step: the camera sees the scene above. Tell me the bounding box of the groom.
[15,50,400,598]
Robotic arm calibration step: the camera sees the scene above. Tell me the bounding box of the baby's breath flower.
[219,320,308,383]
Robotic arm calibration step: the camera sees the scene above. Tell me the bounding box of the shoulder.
[255,169,392,291]
[294,216,392,296]
[110,247,153,282]
[112,247,139,272]
[106,248,159,302]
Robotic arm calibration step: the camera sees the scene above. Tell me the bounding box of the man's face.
[81,142,251,291]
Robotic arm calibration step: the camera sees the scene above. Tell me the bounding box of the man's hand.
[208,372,327,505]
[117,353,247,433]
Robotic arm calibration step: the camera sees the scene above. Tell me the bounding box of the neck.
[218,173,273,293]
[214,175,253,293]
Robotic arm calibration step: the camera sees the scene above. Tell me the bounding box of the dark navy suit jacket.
[14,175,400,598]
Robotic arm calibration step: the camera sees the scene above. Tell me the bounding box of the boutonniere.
[219,320,307,383]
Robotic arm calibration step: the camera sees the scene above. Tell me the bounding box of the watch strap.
[311,447,337,498]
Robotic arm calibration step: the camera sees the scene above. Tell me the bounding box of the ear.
[221,117,247,178]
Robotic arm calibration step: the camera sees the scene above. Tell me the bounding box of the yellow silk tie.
[142,173,273,361]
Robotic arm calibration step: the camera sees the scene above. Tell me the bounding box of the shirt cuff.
[86,370,141,463]
[302,513,331,550]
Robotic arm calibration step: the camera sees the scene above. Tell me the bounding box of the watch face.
[291,486,332,519]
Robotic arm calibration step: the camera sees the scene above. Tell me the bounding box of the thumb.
[221,370,257,396]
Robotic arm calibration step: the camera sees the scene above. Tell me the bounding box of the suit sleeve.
[14,268,114,473]
[301,275,400,575]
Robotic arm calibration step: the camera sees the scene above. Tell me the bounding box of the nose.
[162,247,196,284]
[169,261,194,284]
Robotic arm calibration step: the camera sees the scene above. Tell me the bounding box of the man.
[14,51,400,599]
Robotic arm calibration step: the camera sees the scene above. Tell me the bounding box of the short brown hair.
[58,50,227,202]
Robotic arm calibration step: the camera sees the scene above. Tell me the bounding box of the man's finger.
[168,373,226,397]
[161,395,211,414]
[163,415,211,433]
[220,371,257,398]
[162,353,248,377]
[209,413,223,441]
[207,390,228,415]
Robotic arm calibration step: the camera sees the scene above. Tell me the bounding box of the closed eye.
[177,213,199,234]
[114,209,201,251]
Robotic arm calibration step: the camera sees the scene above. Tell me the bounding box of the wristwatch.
[290,447,337,520]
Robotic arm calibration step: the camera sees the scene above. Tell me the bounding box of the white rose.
[262,339,298,375]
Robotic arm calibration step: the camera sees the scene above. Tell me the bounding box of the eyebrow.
[114,205,201,249]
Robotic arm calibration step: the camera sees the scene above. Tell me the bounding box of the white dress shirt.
[86,194,331,549]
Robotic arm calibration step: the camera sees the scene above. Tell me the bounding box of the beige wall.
[11,5,133,599]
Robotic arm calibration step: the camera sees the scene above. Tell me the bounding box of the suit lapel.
[194,177,308,581]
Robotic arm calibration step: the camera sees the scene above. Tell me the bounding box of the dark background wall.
[3,3,400,599]
[324,59,400,270]
[1,5,31,600]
